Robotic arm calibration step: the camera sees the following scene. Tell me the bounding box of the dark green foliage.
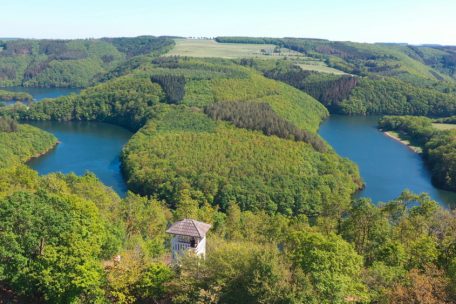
[10,57,328,133]
[0,37,174,87]
[340,77,456,116]
[205,101,327,152]
[215,37,285,45]
[217,37,456,117]
[263,65,358,112]
[0,117,18,132]
[378,116,435,146]
[101,36,175,58]
[39,40,88,60]
[151,74,186,104]
[15,74,164,131]
[0,40,35,56]
[435,115,456,124]
[99,55,152,82]
[256,58,456,117]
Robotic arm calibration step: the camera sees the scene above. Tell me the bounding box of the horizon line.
[0,35,453,47]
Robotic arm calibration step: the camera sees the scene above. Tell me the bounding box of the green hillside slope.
[0,36,174,87]
[122,106,361,215]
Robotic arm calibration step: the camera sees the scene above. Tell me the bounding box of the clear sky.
[1,0,455,45]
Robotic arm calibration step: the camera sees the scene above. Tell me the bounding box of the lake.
[0,86,80,103]
[319,115,456,208]
[6,87,131,196]
[27,121,132,196]
[16,87,456,205]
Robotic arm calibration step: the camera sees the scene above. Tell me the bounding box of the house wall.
[171,235,206,260]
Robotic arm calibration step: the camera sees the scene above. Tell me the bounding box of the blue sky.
[1,0,455,45]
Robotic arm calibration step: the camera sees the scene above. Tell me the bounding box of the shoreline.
[382,130,422,153]
[26,140,60,162]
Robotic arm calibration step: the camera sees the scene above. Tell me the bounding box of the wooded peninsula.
[0,36,456,303]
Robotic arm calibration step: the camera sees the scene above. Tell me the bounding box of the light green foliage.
[122,106,361,215]
[169,240,311,304]
[2,37,456,303]
[286,230,368,303]
[135,263,173,302]
[120,192,171,258]
[0,123,57,167]
[0,190,112,302]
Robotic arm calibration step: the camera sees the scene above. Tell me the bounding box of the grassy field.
[166,39,303,59]
[297,62,347,75]
[166,39,347,74]
[432,123,456,130]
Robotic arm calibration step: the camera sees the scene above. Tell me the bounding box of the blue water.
[319,115,456,208]
[27,121,132,196]
[0,86,80,103]
[16,87,456,204]
[10,87,131,197]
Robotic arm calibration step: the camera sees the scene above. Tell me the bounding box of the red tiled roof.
[166,219,211,238]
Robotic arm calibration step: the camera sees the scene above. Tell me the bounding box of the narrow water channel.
[0,86,80,102]
[319,115,456,208]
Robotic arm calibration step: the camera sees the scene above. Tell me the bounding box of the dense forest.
[246,58,456,116]
[1,163,456,303]
[1,38,456,303]
[0,36,174,87]
[378,115,456,191]
[0,118,57,167]
[219,37,456,117]
[204,101,327,152]
[7,74,165,131]
[122,105,360,215]
[216,37,456,82]
[4,57,329,132]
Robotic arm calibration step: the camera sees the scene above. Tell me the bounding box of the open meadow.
[166,39,346,74]
[432,123,456,130]
[166,38,300,58]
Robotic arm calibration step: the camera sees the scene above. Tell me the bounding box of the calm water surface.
[319,115,456,208]
[6,87,131,196]
[0,86,80,103]
[27,121,132,196]
[16,87,456,205]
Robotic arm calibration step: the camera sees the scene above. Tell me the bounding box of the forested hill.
[0,36,174,87]
[216,37,456,82]
[216,37,456,116]
[10,57,329,132]
[1,39,456,303]
[3,56,361,216]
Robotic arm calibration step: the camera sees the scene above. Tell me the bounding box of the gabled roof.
[166,219,211,238]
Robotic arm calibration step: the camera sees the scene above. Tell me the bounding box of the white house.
[166,219,211,260]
